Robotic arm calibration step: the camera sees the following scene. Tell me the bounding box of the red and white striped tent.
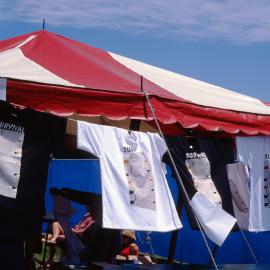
[1,30,270,135]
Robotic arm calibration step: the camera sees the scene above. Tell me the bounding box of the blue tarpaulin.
[45,159,270,264]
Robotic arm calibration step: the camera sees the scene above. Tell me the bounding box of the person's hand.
[50,187,61,196]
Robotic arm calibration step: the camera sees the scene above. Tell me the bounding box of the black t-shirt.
[0,101,67,241]
[164,136,235,229]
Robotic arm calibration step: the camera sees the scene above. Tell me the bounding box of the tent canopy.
[1,30,270,135]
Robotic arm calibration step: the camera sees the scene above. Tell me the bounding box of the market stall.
[1,30,270,269]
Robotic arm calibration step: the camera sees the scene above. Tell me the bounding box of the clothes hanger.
[186,135,196,150]
[128,119,141,134]
[184,129,197,149]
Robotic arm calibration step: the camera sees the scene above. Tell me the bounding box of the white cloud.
[1,0,270,43]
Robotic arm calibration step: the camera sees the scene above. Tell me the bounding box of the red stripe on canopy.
[7,79,270,136]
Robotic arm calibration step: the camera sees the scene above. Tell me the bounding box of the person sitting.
[48,212,94,244]
[119,230,154,265]
[49,187,120,264]
[45,191,91,267]
[48,221,64,244]
[120,230,139,258]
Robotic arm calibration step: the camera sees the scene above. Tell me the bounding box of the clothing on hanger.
[76,121,182,232]
[236,136,270,231]
[164,136,236,245]
[164,136,235,218]
[0,100,67,241]
[226,162,250,230]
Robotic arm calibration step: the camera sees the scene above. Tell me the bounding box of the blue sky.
[0,0,270,101]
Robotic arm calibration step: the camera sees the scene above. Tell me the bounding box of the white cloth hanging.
[77,121,182,232]
[236,136,270,231]
[226,162,250,230]
[190,192,236,246]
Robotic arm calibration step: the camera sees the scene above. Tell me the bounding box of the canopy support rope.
[140,76,219,270]
[239,227,259,264]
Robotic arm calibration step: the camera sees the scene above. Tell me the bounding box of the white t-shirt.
[77,121,182,232]
[226,162,250,230]
[236,136,270,231]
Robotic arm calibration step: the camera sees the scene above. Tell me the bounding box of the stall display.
[1,30,270,266]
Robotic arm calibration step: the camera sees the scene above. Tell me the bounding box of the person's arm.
[129,243,139,256]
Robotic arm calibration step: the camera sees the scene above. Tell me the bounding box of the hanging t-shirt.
[0,101,67,241]
[236,136,270,232]
[77,121,182,232]
[164,136,235,229]
[226,162,250,230]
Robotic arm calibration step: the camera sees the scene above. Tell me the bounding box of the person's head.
[121,230,136,244]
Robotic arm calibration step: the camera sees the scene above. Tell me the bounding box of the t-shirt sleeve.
[77,121,109,157]
[150,133,167,159]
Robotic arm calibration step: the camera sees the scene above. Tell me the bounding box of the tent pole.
[208,244,219,265]
[140,75,219,270]
[42,18,46,30]
[239,228,259,264]
[167,194,183,263]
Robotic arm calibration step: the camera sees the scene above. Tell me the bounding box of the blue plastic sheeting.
[45,159,101,226]
[45,159,270,264]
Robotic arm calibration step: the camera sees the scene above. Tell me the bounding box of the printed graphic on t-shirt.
[0,122,24,199]
[264,155,270,208]
[123,152,156,211]
[185,152,222,206]
[229,180,249,212]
